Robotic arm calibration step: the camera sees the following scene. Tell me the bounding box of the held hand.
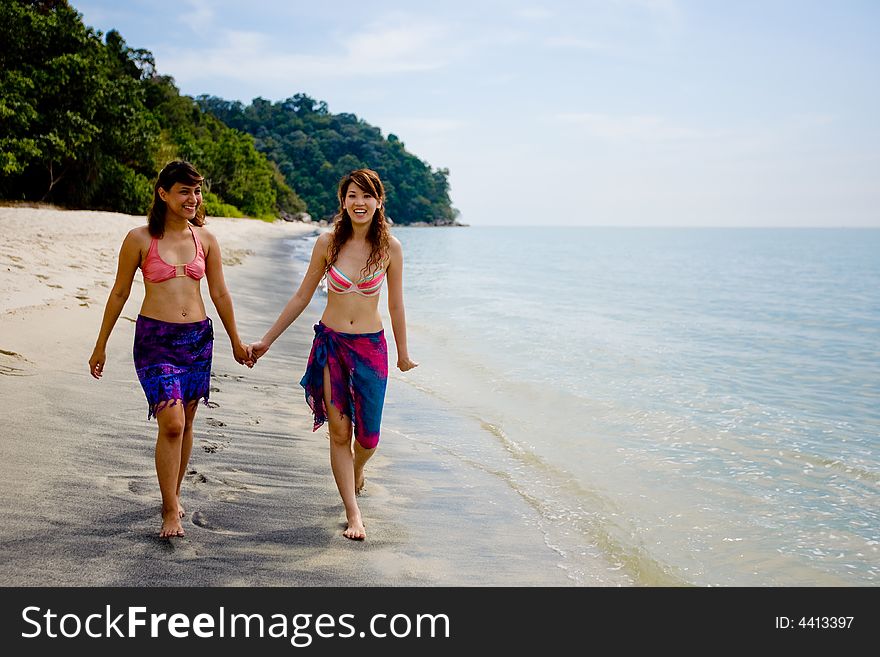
[89,348,106,379]
[250,339,270,361]
[233,341,255,368]
[397,356,419,372]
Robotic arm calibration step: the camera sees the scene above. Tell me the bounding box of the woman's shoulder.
[127,225,150,238]
[388,235,403,254]
[118,226,150,261]
[191,223,213,238]
[306,231,332,265]
[124,225,151,247]
[384,235,403,268]
[314,230,333,253]
[191,224,217,247]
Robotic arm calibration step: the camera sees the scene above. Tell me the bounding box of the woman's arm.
[250,232,330,359]
[386,236,418,372]
[202,228,251,366]
[89,229,142,378]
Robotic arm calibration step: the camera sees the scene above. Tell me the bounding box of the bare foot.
[159,509,185,538]
[354,471,366,496]
[177,498,185,518]
[343,515,366,541]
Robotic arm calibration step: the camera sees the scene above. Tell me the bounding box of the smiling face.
[159,182,202,222]
[343,181,381,226]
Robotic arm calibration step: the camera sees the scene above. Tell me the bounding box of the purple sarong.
[133,314,213,419]
[300,322,388,449]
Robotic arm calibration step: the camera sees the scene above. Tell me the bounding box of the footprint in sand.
[214,372,245,382]
[96,474,154,506]
[186,469,208,484]
[190,510,213,529]
[201,439,226,454]
[190,510,246,536]
[154,535,200,553]
[127,478,153,496]
[206,418,226,428]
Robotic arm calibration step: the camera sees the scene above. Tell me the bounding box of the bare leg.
[155,402,186,537]
[324,366,365,540]
[175,401,198,518]
[353,440,375,495]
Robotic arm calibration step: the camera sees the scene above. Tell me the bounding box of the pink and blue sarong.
[133,314,213,419]
[300,322,388,449]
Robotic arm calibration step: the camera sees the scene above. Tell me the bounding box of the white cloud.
[344,24,450,68]
[160,19,455,94]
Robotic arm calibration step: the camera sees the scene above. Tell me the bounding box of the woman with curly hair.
[250,168,417,540]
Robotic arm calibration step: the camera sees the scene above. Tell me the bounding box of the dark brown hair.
[147,160,206,237]
[327,168,390,278]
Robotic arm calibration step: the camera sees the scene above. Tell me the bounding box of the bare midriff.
[140,277,207,323]
[321,292,383,333]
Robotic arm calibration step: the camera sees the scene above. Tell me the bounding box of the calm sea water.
[294,226,880,585]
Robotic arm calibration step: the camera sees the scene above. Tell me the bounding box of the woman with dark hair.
[250,168,417,540]
[89,160,253,538]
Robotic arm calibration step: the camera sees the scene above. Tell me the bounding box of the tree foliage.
[198,94,458,224]
[1,0,155,211]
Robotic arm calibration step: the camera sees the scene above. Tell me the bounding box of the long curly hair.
[327,169,390,279]
[147,160,206,238]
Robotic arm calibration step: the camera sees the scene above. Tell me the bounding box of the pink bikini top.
[141,226,206,283]
[325,263,386,297]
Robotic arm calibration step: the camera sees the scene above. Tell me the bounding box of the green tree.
[199,93,457,224]
[0,1,154,210]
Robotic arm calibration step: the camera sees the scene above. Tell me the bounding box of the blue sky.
[74,0,880,226]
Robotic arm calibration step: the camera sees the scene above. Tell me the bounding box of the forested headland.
[0,0,458,224]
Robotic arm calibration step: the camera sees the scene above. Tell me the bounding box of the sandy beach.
[0,206,572,586]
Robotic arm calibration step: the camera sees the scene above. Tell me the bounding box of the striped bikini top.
[141,226,206,283]
[325,263,386,297]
